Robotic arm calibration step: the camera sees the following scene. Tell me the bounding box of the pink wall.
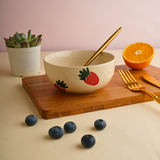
[0,0,160,52]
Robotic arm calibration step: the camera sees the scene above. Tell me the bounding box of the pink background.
[0,0,160,52]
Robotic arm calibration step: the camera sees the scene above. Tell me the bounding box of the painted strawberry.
[54,80,68,91]
[78,67,99,85]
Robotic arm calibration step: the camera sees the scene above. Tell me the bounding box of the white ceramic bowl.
[44,50,115,94]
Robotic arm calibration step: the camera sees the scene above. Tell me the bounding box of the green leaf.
[37,34,42,41]
[13,41,21,48]
[36,39,42,46]
[20,38,28,44]
[20,33,26,39]
[13,34,21,42]
[56,80,68,89]
[9,36,16,42]
[30,38,37,47]
[22,42,30,48]
[30,35,36,41]
[28,29,31,42]
[4,38,13,47]
[78,67,90,80]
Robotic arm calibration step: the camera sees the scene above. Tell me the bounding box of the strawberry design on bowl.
[78,67,99,85]
[54,80,68,91]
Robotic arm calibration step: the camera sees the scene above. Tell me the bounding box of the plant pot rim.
[7,45,41,54]
[6,45,41,50]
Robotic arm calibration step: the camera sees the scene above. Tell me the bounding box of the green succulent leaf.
[22,42,30,48]
[30,35,36,41]
[36,38,42,46]
[20,38,28,44]
[28,29,31,42]
[4,38,10,42]
[6,43,10,47]
[30,38,37,47]
[13,34,21,42]
[20,33,26,39]
[37,34,42,41]
[13,41,21,48]
[6,41,13,47]
[4,38,13,47]
[9,36,16,42]
[15,32,20,36]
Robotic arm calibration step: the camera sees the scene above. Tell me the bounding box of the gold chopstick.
[84,27,122,66]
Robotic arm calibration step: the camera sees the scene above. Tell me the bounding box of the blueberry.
[64,121,77,133]
[25,115,38,126]
[81,134,96,148]
[94,119,106,130]
[48,126,64,139]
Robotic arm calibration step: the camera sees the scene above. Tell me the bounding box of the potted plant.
[4,30,42,77]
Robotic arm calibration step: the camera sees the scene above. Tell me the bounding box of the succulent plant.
[4,29,42,48]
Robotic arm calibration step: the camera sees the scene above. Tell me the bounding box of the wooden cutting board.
[22,65,160,119]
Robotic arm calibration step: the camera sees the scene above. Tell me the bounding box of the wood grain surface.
[22,65,160,119]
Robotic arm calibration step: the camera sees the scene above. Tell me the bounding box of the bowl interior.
[44,50,115,67]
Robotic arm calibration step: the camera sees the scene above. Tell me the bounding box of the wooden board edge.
[22,80,47,119]
[38,94,153,119]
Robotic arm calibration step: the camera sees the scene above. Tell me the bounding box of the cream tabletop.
[1,49,160,160]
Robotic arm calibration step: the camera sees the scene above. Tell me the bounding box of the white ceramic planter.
[7,45,41,77]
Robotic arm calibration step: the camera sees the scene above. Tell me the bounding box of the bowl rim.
[43,49,115,68]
